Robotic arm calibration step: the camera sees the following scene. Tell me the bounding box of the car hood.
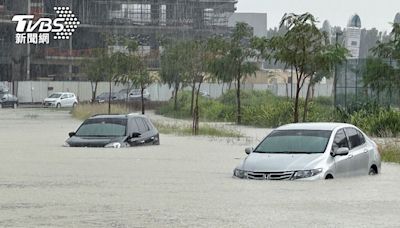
[66,136,127,147]
[241,152,325,172]
[44,98,59,102]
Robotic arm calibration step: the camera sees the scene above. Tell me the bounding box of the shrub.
[381,146,400,163]
[351,109,400,137]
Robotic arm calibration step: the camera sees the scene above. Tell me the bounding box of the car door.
[1,94,9,106]
[68,94,75,107]
[345,127,369,176]
[134,117,155,145]
[127,117,147,146]
[332,128,352,178]
[60,94,69,107]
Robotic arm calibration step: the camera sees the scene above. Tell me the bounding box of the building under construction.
[0,0,237,81]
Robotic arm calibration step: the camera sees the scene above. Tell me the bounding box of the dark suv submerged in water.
[64,114,160,148]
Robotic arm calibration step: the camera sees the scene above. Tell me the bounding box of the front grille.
[246,171,295,180]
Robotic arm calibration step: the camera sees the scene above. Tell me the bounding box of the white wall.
[14,81,333,103]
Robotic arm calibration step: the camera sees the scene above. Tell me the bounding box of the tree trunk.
[141,86,145,114]
[90,81,98,103]
[190,81,195,116]
[192,79,203,135]
[173,83,179,111]
[294,81,301,123]
[303,80,313,122]
[236,77,241,124]
[126,81,130,111]
[108,78,112,115]
[286,81,289,101]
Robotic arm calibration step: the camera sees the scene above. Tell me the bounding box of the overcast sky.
[236,0,399,32]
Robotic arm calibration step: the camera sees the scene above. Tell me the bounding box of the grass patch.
[153,121,242,138]
[71,103,129,120]
[381,146,400,164]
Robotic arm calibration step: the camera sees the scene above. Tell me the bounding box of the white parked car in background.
[129,89,150,101]
[43,92,78,108]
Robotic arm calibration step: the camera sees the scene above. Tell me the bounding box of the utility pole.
[27,0,31,80]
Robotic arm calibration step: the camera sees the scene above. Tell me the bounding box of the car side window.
[332,129,349,152]
[358,130,366,145]
[135,118,148,133]
[143,118,152,131]
[61,94,67,99]
[129,118,140,133]
[345,128,363,149]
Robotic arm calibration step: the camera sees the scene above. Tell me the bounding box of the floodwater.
[0,109,400,227]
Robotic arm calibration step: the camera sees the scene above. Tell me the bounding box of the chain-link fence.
[335,58,400,110]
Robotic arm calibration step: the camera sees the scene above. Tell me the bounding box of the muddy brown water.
[0,109,399,227]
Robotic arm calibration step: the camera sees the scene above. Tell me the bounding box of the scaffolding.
[76,0,236,28]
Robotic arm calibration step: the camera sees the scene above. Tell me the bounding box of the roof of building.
[395,13,400,23]
[348,14,361,28]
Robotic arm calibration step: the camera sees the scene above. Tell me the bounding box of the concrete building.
[0,0,237,81]
[395,13,400,24]
[228,12,267,37]
[345,14,362,59]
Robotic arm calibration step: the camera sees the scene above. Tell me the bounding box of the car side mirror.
[131,132,141,138]
[69,132,76,137]
[245,147,253,155]
[331,147,349,157]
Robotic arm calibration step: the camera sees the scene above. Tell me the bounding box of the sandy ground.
[0,108,400,228]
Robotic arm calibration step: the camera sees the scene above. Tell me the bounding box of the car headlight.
[233,168,247,178]
[293,168,323,179]
[105,142,121,148]
[63,142,70,147]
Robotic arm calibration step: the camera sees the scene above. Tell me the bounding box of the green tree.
[131,60,156,115]
[160,42,188,111]
[253,13,347,122]
[81,48,108,102]
[113,40,156,114]
[208,22,258,124]
[363,23,400,106]
[187,40,209,135]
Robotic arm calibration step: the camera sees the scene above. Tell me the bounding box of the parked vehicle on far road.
[94,92,121,103]
[64,113,160,148]
[200,90,211,98]
[129,89,150,101]
[43,92,78,108]
[0,93,18,109]
[233,123,381,180]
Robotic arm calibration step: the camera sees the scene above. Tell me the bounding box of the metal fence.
[335,58,400,109]
[1,80,333,103]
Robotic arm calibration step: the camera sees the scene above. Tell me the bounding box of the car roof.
[276,122,355,131]
[52,92,74,95]
[89,113,147,119]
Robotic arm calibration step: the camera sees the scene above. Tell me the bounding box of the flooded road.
[1,109,400,227]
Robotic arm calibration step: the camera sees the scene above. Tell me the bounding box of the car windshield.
[49,94,62,98]
[75,118,127,137]
[254,130,332,154]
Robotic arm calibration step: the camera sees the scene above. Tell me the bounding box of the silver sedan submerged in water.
[233,123,381,180]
